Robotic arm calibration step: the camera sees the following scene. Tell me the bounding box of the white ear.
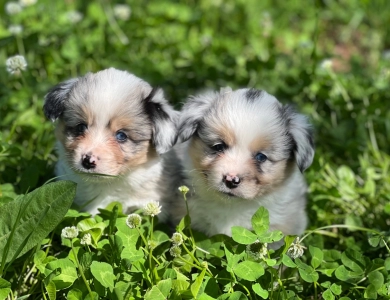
[143,88,179,154]
[284,105,315,172]
[178,90,219,143]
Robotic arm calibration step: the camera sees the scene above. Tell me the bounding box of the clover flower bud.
[246,240,268,261]
[80,233,92,246]
[8,25,23,35]
[126,213,142,229]
[5,2,22,15]
[143,201,161,217]
[61,226,79,240]
[178,186,189,196]
[287,237,307,259]
[148,240,158,250]
[66,10,83,23]
[6,55,27,75]
[169,245,182,257]
[19,0,37,7]
[171,232,183,246]
[113,4,131,21]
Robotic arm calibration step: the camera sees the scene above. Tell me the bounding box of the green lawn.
[0,0,389,299]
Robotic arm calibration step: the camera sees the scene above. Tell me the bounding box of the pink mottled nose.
[223,174,241,189]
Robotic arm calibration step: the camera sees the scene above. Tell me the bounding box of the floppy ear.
[143,87,180,154]
[178,88,228,143]
[283,105,315,172]
[43,78,79,122]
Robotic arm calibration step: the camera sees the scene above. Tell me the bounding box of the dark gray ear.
[283,105,315,172]
[143,87,179,154]
[177,89,223,143]
[43,78,79,122]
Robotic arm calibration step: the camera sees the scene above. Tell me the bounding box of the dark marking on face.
[143,87,170,121]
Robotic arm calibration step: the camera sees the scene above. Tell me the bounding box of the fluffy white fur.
[173,87,314,238]
[44,68,181,220]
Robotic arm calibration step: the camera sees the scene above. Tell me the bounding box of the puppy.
[173,87,314,238]
[43,68,180,221]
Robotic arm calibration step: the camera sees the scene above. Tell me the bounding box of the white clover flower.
[6,55,27,75]
[5,2,22,14]
[287,237,307,259]
[61,226,79,240]
[143,201,161,217]
[80,233,92,245]
[178,186,189,196]
[246,240,268,261]
[113,4,131,21]
[169,245,182,257]
[319,59,333,71]
[148,240,158,250]
[19,0,37,6]
[171,232,183,246]
[66,10,83,23]
[8,25,23,35]
[126,213,142,228]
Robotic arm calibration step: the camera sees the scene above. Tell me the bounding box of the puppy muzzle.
[81,154,97,170]
[223,174,241,189]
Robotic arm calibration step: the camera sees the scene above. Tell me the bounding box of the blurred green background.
[0,0,389,237]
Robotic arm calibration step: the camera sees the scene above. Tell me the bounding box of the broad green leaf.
[45,281,57,300]
[121,246,144,263]
[64,209,91,219]
[84,291,99,300]
[340,249,365,274]
[67,289,83,300]
[295,258,319,283]
[0,181,76,263]
[231,226,258,244]
[309,245,323,269]
[172,271,190,292]
[0,278,11,300]
[115,218,140,247]
[330,283,342,295]
[90,261,116,291]
[322,289,334,300]
[257,230,284,244]
[44,258,78,290]
[282,254,297,268]
[157,279,172,297]
[191,267,206,298]
[223,245,244,272]
[368,234,381,247]
[251,207,269,235]
[334,265,363,283]
[153,230,170,244]
[144,286,166,300]
[364,284,378,299]
[368,270,384,290]
[252,283,268,299]
[323,249,341,262]
[233,261,264,281]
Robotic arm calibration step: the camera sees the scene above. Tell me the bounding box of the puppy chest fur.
[174,88,314,238]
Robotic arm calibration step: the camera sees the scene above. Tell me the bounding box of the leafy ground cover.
[0,0,390,299]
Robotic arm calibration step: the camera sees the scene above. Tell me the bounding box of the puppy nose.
[82,154,96,170]
[223,174,241,189]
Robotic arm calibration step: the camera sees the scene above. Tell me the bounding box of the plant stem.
[71,240,93,298]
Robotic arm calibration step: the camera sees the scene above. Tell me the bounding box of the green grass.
[1,0,390,299]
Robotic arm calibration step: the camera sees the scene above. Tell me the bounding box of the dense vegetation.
[0,0,389,299]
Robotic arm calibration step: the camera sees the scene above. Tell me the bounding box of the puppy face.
[179,88,314,200]
[44,68,178,177]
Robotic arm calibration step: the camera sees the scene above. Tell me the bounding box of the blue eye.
[76,123,87,135]
[116,131,128,142]
[255,152,267,162]
[211,142,227,152]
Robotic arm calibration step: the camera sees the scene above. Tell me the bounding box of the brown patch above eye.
[249,135,271,153]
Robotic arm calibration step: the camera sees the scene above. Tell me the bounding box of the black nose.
[223,175,241,189]
[82,154,96,170]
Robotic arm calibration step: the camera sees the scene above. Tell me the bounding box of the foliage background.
[0,0,390,298]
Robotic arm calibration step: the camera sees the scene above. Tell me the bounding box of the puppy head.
[178,88,314,199]
[44,68,178,177]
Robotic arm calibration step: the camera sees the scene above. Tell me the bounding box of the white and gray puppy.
[173,87,314,237]
[43,68,180,221]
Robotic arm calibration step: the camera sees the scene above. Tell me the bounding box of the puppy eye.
[76,123,87,135]
[255,152,267,162]
[211,142,227,152]
[116,131,128,142]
